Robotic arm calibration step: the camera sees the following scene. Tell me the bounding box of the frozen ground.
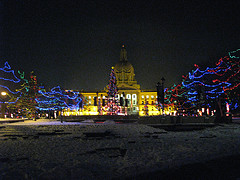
[0,119,240,179]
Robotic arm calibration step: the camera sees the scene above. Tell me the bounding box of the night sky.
[1,0,240,90]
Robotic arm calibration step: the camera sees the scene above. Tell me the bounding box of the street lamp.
[156,82,161,114]
[1,92,7,96]
[1,91,7,118]
[156,77,165,115]
[161,77,165,115]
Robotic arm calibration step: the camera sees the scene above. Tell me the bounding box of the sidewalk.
[0,118,28,124]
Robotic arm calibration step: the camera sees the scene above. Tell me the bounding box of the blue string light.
[0,62,21,83]
[37,86,82,110]
[39,86,79,100]
[182,80,231,89]
[0,62,22,104]
[0,85,21,95]
[189,60,231,80]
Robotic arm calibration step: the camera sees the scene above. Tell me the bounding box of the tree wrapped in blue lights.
[36,87,63,111]
[1,61,84,118]
[37,86,82,111]
[181,49,240,116]
[0,62,22,118]
[182,59,231,115]
[0,62,22,101]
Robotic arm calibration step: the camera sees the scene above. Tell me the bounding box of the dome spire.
[120,45,127,62]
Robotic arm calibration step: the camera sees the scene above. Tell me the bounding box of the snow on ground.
[0,119,240,179]
[1,118,85,125]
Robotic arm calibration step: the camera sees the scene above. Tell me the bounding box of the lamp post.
[156,77,165,115]
[1,92,7,118]
[161,77,165,115]
[156,82,161,114]
[96,91,99,115]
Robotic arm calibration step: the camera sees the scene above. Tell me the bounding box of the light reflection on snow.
[5,119,87,126]
[5,119,126,126]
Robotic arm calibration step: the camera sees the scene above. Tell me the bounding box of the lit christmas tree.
[165,83,188,115]
[107,67,118,98]
[11,71,40,119]
[222,49,239,114]
[105,67,119,115]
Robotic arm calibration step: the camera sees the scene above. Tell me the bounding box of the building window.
[152,101,154,105]
[142,95,144,99]
[146,95,149,99]
[132,94,136,99]
[142,101,144,105]
[133,107,136,110]
[127,94,131,99]
[133,100,136,105]
[151,95,154,99]
[89,96,91,99]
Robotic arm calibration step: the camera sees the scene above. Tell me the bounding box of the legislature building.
[63,45,175,116]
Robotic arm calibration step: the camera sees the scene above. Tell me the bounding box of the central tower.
[114,45,140,90]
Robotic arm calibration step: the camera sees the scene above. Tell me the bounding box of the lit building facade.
[63,45,175,116]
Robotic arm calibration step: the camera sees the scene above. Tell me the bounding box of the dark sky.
[1,0,240,90]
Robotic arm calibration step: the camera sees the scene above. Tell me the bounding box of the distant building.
[63,45,175,116]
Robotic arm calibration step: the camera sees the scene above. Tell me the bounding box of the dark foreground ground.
[126,154,240,180]
[1,120,240,179]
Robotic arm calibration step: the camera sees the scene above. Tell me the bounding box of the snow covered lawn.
[0,119,240,179]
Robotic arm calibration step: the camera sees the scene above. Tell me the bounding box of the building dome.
[112,45,140,90]
[115,61,134,73]
[114,45,134,74]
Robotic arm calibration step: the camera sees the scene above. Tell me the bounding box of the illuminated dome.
[113,45,140,90]
[115,61,134,73]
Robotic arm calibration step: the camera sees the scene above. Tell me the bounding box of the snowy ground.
[0,119,240,179]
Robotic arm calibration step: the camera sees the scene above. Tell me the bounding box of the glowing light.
[226,103,230,112]
[1,92,7,96]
